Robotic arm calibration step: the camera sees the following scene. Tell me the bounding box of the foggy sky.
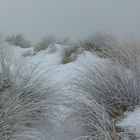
[0,0,139,41]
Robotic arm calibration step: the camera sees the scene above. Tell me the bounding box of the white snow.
[116,107,140,139]
[2,43,140,140]
[1,43,103,140]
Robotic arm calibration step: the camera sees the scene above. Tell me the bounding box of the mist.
[0,0,139,41]
[1,1,140,139]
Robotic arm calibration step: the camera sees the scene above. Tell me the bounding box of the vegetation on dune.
[5,34,31,48]
[1,33,140,139]
[0,49,56,140]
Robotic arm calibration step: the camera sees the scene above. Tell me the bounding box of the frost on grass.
[116,106,140,139]
[33,36,57,53]
[60,45,80,64]
[68,97,116,140]
[75,59,140,115]
[66,50,140,139]
[1,34,140,140]
[5,34,31,48]
[79,34,140,68]
[80,33,118,57]
[0,49,56,140]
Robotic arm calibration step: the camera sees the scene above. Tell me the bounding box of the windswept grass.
[67,42,140,139]
[0,50,56,140]
[1,33,140,140]
[33,36,57,53]
[5,34,31,48]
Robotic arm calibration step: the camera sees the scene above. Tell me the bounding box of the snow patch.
[116,107,140,139]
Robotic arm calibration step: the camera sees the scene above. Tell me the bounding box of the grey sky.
[0,0,139,41]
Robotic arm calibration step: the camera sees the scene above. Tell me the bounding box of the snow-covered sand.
[1,43,140,140]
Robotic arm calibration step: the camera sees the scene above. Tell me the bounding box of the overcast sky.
[0,0,139,41]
